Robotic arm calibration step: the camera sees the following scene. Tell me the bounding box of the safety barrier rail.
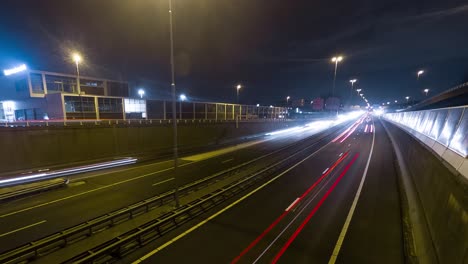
[0,117,295,128]
[384,105,467,158]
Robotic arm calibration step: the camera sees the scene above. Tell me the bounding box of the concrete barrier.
[0,120,308,173]
[383,120,467,264]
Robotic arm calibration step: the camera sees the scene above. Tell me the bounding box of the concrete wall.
[0,120,306,173]
[384,121,467,264]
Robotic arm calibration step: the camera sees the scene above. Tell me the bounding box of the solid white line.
[152,178,175,186]
[285,198,300,212]
[322,168,329,174]
[0,162,193,219]
[0,220,46,238]
[328,121,375,264]
[339,153,343,157]
[132,139,334,264]
[221,158,234,164]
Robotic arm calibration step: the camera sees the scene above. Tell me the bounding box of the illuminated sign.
[3,64,27,76]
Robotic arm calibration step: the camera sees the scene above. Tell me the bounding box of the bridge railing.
[383,105,467,177]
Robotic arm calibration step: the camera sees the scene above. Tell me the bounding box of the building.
[0,68,142,121]
[0,68,287,122]
[325,97,340,111]
[312,97,324,111]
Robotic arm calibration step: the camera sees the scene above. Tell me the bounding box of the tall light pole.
[236,84,242,103]
[406,96,410,103]
[286,96,290,106]
[423,88,429,97]
[356,88,362,95]
[72,53,82,94]
[168,0,180,208]
[331,56,343,97]
[349,79,357,104]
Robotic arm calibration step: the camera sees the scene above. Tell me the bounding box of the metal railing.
[0,117,296,128]
[383,105,468,158]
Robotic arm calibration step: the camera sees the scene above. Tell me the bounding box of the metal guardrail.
[64,126,335,264]
[384,105,468,158]
[0,118,295,128]
[0,123,339,264]
[0,178,68,201]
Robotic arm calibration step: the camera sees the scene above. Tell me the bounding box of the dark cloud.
[1,0,467,105]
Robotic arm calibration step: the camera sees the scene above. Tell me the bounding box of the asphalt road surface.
[0,119,350,254]
[128,118,404,264]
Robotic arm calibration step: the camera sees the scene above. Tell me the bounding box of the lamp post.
[356,88,362,96]
[236,84,242,103]
[331,56,343,96]
[168,0,180,208]
[423,88,429,97]
[72,53,82,94]
[286,96,290,106]
[405,96,410,103]
[349,79,357,104]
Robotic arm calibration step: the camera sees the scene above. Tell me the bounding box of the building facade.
[0,69,131,121]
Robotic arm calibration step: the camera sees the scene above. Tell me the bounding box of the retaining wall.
[384,120,467,264]
[0,120,307,173]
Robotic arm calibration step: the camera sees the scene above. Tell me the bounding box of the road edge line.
[328,119,375,264]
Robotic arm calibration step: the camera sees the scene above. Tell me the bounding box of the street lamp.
[417,70,424,80]
[395,100,398,103]
[356,88,362,95]
[405,96,410,103]
[331,55,343,96]
[236,84,242,103]
[138,89,145,98]
[423,88,429,96]
[179,94,187,101]
[349,79,357,105]
[387,101,390,105]
[286,96,290,105]
[168,0,180,208]
[72,52,82,94]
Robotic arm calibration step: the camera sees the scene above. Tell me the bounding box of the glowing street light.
[72,52,82,93]
[331,55,343,96]
[417,70,424,80]
[395,100,398,103]
[236,84,242,103]
[138,89,145,98]
[405,96,410,103]
[179,94,187,101]
[387,101,390,105]
[286,96,290,105]
[423,88,429,96]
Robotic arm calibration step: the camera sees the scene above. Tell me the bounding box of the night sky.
[1,0,468,105]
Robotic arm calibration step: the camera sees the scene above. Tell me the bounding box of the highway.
[0,118,352,257]
[126,118,404,263]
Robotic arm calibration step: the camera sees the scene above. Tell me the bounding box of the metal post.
[163,100,166,120]
[75,60,81,94]
[169,0,179,208]
[193,102,195,120]
[332,60,338,97]
[205,103,207,120]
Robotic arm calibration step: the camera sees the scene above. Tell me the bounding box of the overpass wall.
[383,106,467,263]
[0,120,307,173]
